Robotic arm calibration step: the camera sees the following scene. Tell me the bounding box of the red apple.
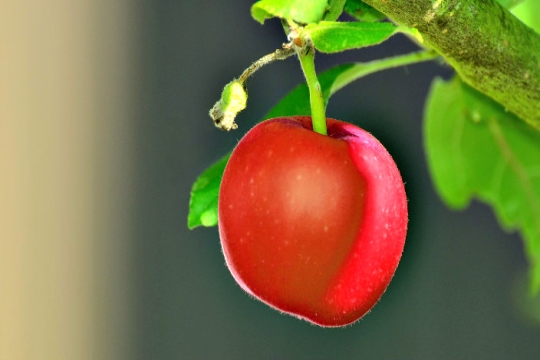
[218,116,408,327]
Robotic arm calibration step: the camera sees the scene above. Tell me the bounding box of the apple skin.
[218,116,408,327]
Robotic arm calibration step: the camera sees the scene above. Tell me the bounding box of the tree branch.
[363,0,540,129]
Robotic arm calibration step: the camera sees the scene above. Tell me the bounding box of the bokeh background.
[2,1,540,359]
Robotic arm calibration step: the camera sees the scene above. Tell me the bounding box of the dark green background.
[131,0,540,358]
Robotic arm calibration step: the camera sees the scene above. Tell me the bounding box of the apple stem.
[237,47,295,84]
[297,41,327,136]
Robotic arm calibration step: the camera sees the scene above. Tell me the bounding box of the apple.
[218,116,408,327]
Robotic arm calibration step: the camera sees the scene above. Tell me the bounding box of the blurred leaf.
[251,0,328,24]
[344,0,386,22]
[187,154,230,229]
[304,21,396,53]
[424,76,540,292]
[511,0,540,34]
[513,270,540,325]
[497,0,526,9]
[323,0,346,21]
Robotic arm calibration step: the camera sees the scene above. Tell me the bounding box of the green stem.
[330,50,439,96]
[298,45,327,135]
[361,0,540,129]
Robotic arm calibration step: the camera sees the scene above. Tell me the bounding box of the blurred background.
[2,1,540,359]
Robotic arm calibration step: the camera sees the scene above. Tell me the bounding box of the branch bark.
[362,0,540,129]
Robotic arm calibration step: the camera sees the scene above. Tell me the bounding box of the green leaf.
[304,21,397,53]
[187,154,230,229]
[496,0,526,9]
[251,0,329,24]
[511,0,540,34]
[424,76,540,293]
[344,0,386,22]
[323,0,346,21]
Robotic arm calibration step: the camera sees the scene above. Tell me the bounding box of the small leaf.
[187,154,230,229]
[304,21,397,53]
[344,0,386,22]
[251,0,329,24]
[424,76,540,293]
